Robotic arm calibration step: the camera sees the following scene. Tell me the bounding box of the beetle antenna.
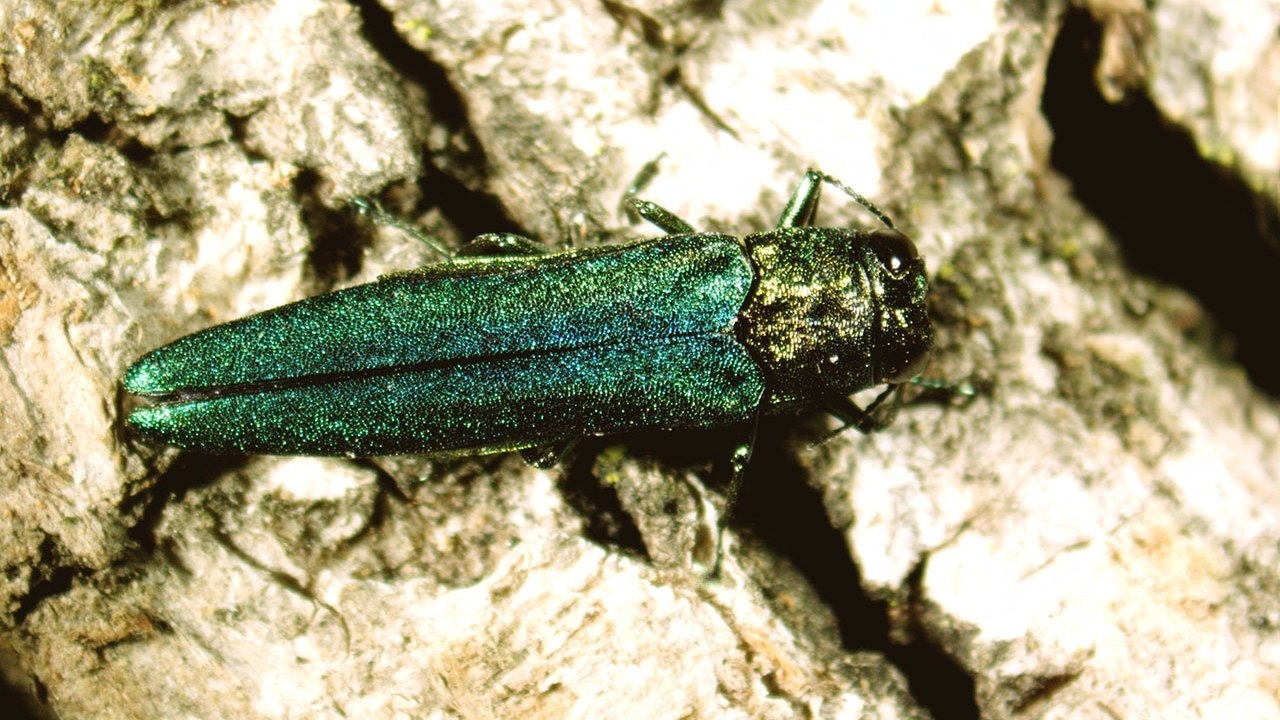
[812,171,896,230]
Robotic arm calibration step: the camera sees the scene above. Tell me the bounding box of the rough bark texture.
[1,0,1278,718]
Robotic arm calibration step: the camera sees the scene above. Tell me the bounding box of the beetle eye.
[868,229,918,274]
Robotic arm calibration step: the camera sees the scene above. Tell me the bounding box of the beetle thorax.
[736,227,879,410]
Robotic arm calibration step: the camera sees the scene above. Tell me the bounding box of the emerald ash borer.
[125,169,933,488]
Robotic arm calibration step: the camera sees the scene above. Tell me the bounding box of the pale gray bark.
[1,1,1277,718]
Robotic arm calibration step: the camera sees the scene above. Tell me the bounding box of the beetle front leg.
[821,385,903,438]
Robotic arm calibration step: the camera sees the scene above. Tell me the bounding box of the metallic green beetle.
[126,170,932,471]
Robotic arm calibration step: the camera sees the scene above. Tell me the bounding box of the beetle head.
[861,227,932,385]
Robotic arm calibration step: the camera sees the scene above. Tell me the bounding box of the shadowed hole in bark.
[1043,7,1280,396]
[560,438,650,561]
[350,0,525,242]
[736,422,979,720]
[122,453,248,557]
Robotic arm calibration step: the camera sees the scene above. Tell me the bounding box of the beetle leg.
[520,439,580,469]
[351,198,553,260]
[458,233,552,257]
[626,198,695,235]
[379,234,550,279]
[711,412,761,578]
[820,385,903,439]
[908,376,982,404]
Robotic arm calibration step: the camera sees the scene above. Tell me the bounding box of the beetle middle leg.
[709,413,762,578]
[626,198,696,235]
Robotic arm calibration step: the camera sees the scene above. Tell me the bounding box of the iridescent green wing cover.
[125,234,764,455]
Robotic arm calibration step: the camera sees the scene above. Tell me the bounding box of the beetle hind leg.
[459,233,552,257]
[349,196,454,258]
[519,439,580,469]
